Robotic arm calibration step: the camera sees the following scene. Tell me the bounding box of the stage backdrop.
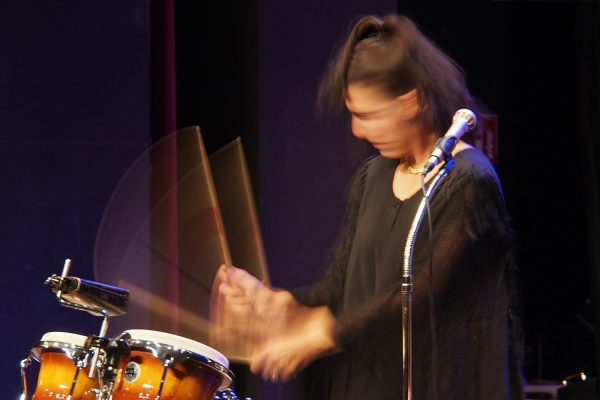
[0,1,151,397]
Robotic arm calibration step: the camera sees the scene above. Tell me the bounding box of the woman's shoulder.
[343,155,393,205]
[446,147,514,241]
[453,146,501,186]
[358,154,396,177]
[454,145,494,170]
[346,154,390,184]
[445,146,506,207]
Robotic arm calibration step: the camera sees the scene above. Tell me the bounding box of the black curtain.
[397,0,598,382]
[575,2,600,387]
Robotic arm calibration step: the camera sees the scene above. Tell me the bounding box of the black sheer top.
[292,148,524,400]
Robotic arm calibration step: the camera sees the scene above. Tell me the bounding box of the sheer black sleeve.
[290,157,374,313]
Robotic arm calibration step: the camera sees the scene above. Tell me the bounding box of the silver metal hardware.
[19,357,31,400]
[213,388,252,400]
[401,159,454,400]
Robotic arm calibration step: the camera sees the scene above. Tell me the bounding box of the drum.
[28,332,97,400]
[113,329,233,400]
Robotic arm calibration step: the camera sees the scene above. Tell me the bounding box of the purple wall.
[258,2,396,292]
[1,1,151,396]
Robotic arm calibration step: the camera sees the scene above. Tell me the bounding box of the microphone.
[45,274,129,317]
[422,109,477,175]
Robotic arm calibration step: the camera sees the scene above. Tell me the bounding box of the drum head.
[121,329,229,367]
[31,331,88,360]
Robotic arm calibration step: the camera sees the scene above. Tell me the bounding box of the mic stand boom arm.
[401,158,455,400]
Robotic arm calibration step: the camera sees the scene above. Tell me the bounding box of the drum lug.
[19,357,32,400]
[213,388,252,400]
[66,362,88,400]
[74,348,90,369]
[89,387,109,400]
[155,356,174,400]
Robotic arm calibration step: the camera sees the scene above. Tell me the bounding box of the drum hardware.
[87,315,110,382]
[156,355,174,399]
[20,259,250,400]
[17,259,130,400]
[19,357,32,400]
[68,349,90,400]
[44,259,129,317]
[102,337,129,392]
[83,335,130,399]
[44,259,130,384]
[213,388,250,400]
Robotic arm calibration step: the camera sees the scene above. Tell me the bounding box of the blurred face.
[345,83,427,159]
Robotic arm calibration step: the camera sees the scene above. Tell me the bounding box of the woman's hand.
[213,265,340,382]
[216,265,297,321]
[250,305,340,382]
[213,265,299,342]
[212,265,261,341]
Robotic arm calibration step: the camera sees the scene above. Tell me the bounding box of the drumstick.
[120,279,253,363]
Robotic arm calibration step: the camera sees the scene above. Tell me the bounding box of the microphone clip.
[422,137,456,176]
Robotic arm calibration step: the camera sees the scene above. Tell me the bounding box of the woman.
[216,14,524,400]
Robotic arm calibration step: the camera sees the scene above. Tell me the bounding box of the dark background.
[2,0,599,398]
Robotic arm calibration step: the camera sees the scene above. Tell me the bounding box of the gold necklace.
[407,165,425,175]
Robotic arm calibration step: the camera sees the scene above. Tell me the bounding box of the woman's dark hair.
[319,14,480,137]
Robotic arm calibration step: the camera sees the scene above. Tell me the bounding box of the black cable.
[421,173,439,400]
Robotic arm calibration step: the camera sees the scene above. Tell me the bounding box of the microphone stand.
[401,158,455,400]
